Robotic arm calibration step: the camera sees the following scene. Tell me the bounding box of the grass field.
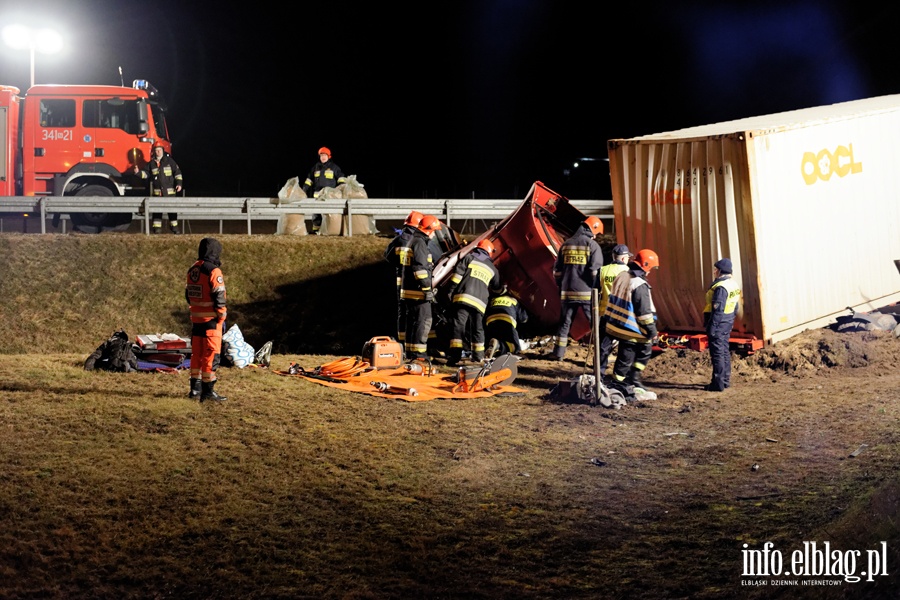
[0,233,897,599]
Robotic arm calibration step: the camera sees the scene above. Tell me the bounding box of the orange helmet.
[418,215,441,234]
[476,239,495,255]
[404,210,424,227]
[584,216,604,235]
[318,146,331,158]
[634,249,660,271]
[152,141,165,150]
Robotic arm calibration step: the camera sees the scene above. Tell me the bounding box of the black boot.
[200,380,227,403]
[187,378,201,399]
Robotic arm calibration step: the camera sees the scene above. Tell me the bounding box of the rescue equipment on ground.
[361,336,404,369]
[451,353,520,394]
[402,358,437,375]
[370,381,419,396]
[84,330,139,372]
[277,353,524,402]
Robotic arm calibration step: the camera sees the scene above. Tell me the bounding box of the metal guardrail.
[0,196,614,235]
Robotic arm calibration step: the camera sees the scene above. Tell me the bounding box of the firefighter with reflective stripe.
[400,215,441,359]
[134,142,183,234]
[445,238,502,366]
[704,257,742,392]
[485,285,529,356]
[597,244,632,375]
[384,211,424,343]
[549,216,604,360]
[605,249,659,402]
[185,237,228,402]
[302,146,347,234]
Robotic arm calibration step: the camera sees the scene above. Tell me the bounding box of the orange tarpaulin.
[275,363,526,402]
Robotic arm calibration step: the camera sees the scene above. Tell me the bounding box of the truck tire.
[70,185,133,233]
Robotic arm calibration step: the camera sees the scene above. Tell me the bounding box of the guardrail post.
[40,198,47,234]
[346,199,353,237]
[144,198,152,235]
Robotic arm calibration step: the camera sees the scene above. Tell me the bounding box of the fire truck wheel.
[70,185,133,233]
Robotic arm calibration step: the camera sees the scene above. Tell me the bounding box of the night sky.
[2,1,898,200]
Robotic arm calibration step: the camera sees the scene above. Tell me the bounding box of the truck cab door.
[82,97,143,175]
[27,97,82,195]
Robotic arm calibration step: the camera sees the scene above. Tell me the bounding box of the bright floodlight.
[34,28,63,54]
[1,24,63,87]
[1,24,32,49]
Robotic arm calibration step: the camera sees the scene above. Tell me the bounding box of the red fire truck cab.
[0,79,171,232]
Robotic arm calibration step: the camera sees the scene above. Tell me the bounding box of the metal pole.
[29,43,35,87]
[592,288,601,405]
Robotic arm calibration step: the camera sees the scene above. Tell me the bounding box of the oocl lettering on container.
[801,144,862,185]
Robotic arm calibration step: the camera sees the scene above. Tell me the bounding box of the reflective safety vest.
[186,261,227,324]
[598,261,628,315]
[704,278,741,315]
[605,272,656,343]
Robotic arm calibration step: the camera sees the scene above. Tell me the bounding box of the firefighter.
[548,216,604,361]
[301,146,347,234]
[134,142,183,234]
[399,215,441,359]
[445,238,502,366]
[597,244,632,375]
[605,248,660,402]
[384,210,424,343]
[185,237,228,402]
[704,257,742,392]
[485,285,529,357]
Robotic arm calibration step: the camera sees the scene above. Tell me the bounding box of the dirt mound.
[647,328,900,384]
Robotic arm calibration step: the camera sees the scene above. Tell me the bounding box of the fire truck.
[0,79,171,232]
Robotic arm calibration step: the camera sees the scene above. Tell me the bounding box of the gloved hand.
[424,290,435,303]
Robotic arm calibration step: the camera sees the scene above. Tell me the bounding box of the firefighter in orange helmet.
[301,146,347,234]
[185,237,228,402]
[445,238,503,366]
[399,215,441,359]
[604,248,660,403]
[384,211,425,342]
[548,216,605,360]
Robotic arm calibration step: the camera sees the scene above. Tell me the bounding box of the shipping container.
[607,95,900,345]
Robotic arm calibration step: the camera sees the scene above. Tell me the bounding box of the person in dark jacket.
[605,248,660,402]
[399,215,442,359]
[302,146,347,234]
[704,257,742,392]
[185,238,228,402]
[548,216,604,360]
[134,142,183,234]
[384,210,424,343]
[485,286,529,357]
[445,238,502,366]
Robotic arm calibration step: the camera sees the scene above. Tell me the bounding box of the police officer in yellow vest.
[704,258,742,392]
[597,244,632,376]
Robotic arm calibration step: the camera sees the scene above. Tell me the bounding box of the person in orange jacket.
[185,237,228,402]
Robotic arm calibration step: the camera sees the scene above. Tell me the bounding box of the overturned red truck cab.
[433,181,598,344]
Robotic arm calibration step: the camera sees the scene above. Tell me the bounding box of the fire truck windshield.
[147,100,169,142]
